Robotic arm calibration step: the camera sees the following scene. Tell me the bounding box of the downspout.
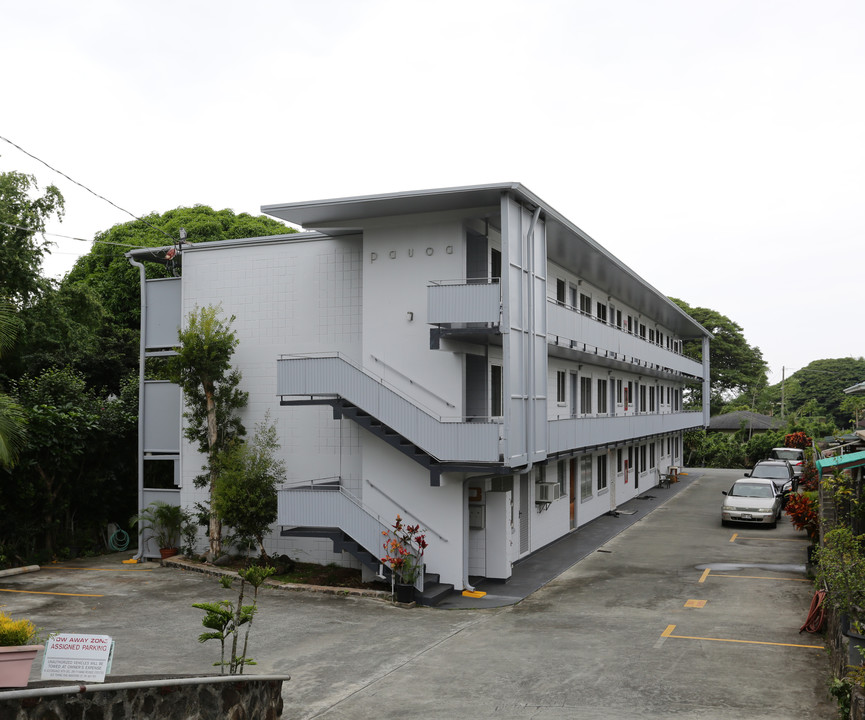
[523,206,542,477]
[126,255,147,562]
[702,335,711,427]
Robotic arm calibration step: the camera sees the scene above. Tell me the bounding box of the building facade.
[128,183,711,600]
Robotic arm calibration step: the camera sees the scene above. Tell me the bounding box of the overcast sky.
[3,0,863,387]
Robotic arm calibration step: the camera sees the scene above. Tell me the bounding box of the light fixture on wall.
[407,312,414,322]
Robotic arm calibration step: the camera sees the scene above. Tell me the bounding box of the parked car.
[721,478,783,528]
[768,447,805,478]
[747,459,797,502]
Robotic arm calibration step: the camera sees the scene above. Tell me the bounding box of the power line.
[0,134,179,244]
[0,220,148,249]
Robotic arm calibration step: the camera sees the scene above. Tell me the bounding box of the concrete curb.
[163,556,393,602]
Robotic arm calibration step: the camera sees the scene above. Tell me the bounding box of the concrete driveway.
[2,468,836,718]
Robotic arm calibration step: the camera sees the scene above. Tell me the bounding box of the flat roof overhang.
[263,182,712,340]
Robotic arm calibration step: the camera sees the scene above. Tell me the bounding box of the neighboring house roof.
[261,183,712,341]
[844,380,865,395]
[708,411,783,432]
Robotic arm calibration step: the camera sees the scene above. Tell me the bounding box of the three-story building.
[128,183,711,602]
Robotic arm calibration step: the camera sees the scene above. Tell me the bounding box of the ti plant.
[193,564,275,674]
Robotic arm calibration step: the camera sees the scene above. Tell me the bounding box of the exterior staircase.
[280,525,454,606]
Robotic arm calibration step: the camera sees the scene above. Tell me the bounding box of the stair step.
[417,581,455,607]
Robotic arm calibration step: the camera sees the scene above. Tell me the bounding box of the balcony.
[427,280,501,326]
[546,301,703,378]
[547,411,705,455]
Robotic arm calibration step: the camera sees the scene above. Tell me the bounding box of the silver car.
[721,478,783,528]
[768,447,805,478]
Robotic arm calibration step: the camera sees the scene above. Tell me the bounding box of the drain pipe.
[126,255,148,563]
[523,205,541,478]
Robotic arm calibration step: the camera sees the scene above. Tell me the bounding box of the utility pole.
[781,366,785,422]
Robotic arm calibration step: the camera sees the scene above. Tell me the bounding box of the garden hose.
[109,529,130,552]
[799,589,826,634]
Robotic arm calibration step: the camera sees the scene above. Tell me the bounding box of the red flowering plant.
[381,514,428,586]
[785,492,819,541]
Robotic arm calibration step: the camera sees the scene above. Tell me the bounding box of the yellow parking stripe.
[710,572,809,582]
[45,567,154,572]
[0,588,104,597]
[698,568,711,583]
[661,624,821,650]
[729,533,804,543]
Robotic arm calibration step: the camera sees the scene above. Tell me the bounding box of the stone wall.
[0,674,287,719]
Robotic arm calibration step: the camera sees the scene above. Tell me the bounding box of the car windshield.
[730,482,774,498]
[751,465,788,479]
[772,450,801,461]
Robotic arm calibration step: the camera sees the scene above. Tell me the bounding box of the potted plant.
[0,611,43,687]
[381,515,428,604]
[131,500,187,558]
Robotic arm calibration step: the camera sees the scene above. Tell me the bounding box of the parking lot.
[1,468,836,718]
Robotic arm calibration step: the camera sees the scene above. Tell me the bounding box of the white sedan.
[721,478,783,528]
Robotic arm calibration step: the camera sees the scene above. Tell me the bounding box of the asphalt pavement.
[1,468,837,719]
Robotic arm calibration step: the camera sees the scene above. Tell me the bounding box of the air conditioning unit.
[536,482,561,503]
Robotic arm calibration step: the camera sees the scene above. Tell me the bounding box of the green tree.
[670,298,768,415]
[167,305,248,559]
[0,298,25,468]
[213,415,286,562]
[64,205,292,334]
[840,394,865,430]
[0,170,64,307]
[3,367,137,558]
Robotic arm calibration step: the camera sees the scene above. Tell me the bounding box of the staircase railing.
[278,483,425,590]
[277,353,501,463]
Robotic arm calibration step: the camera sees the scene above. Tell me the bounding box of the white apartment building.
[128,183,711,605]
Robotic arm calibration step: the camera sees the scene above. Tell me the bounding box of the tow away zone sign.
[41,633,114,682]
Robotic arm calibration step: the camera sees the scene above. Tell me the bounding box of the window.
[491,248,502,282]
[616,309,622,329]
[556,371,566,403]
[649,386,656,412]
[639,384,647,412]
[640,444,647,470]
[597,379,608,414]
[556,279,566,305]
[650,443,656,469]
[580,376,592,414]
[626,381,633,411]
[639,323,646,339]
[596,301,607,323]
[597,455,608,491]
[616,379,623,404]
[491,364,503,417]
[617,449,623,473]
[673,388,680,412]
[580,456,592,499]
[649,328,655,343]
[558,460,567,496]
[580,293,592,315]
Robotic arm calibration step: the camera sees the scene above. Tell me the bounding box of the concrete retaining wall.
[0,674,287,719]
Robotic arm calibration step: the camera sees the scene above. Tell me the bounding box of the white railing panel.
[547,411,705,454]
[427,282,501,324]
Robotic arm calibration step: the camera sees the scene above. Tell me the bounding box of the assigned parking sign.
[41,633,114,682]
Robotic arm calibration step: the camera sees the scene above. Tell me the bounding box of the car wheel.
[721,519,729,528]
[769,520,777,529]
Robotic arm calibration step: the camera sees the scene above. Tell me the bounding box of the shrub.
[785,492,819,541]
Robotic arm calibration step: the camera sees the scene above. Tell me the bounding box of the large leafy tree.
[64,205,293,334]
[0,170,64,307]
[670,298,768,415]
[167,305,248,559]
